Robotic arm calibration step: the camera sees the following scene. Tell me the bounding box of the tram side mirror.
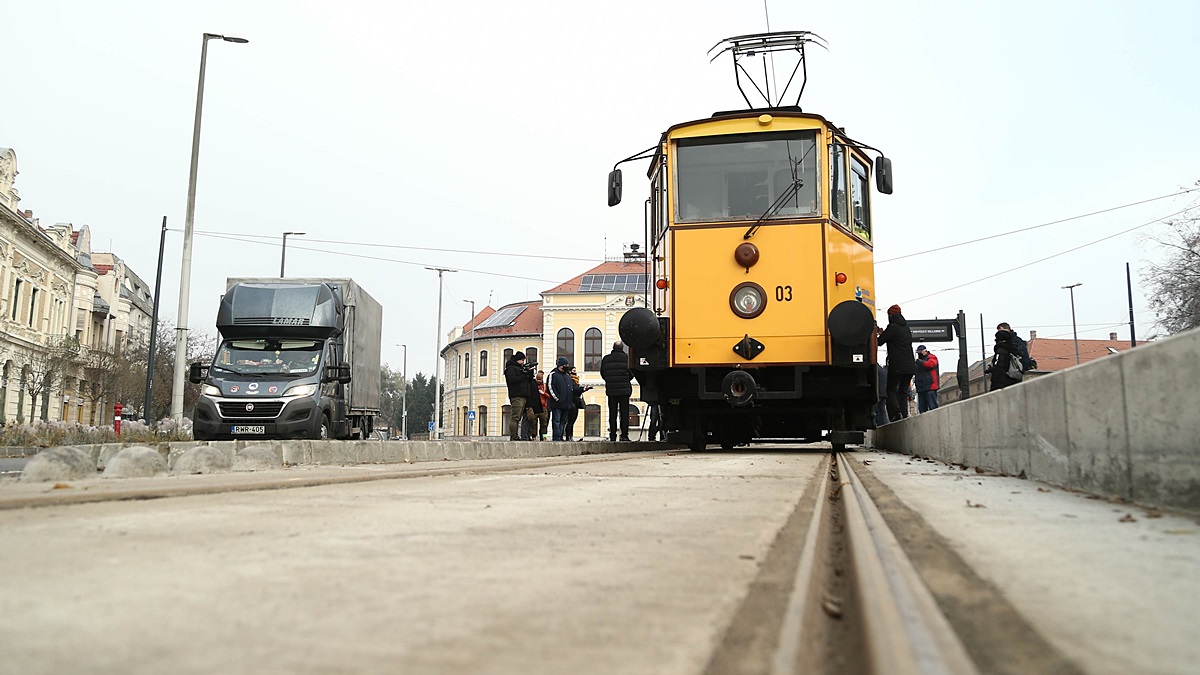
[607,168,623,206]
[188,362,209,384]
[875,156,894,195]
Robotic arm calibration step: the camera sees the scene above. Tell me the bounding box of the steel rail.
[771,453,979,674]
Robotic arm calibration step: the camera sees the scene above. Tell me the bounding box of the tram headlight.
[729,282,767,319]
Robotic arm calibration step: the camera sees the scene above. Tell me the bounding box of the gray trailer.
[189,278,382,440]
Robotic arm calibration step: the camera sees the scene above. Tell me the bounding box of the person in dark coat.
[504,351,531,441]
[877,304,916,422]
[987,329,1022,390]
[547,357,576,441]
[914,345,940,413]
[997,322,1034,371]
[873,364,889,427]
[600,341,634,441]
[521,367,543,441]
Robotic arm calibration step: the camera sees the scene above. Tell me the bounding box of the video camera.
[522,360,538,371]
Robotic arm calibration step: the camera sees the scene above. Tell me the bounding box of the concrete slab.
[1025,374,1071,486]
[1064,357,1130,498]
[859,450,1200,675]
[1121,332,1200,510]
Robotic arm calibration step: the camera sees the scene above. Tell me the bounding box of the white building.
[0,147,153,425]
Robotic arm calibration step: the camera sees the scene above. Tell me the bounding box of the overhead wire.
[183,228,602,264]
[896,204,1194,305]
[191,231,565,284]
[877,187,1200,264]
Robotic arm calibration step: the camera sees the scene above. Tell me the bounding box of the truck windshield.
[213,339,323,375]
[675,130,819,223]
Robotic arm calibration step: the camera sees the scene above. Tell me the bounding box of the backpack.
[1005,353,1024,381]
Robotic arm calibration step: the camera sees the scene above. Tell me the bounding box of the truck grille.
[218,401,284,418]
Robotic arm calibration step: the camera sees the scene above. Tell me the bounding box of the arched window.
[464,352,471,380]
[479,351,488,380]
[584,328,603,371]
[628,404,641,429]
[503,348,513,366]
[556,328,575,367]
[500,404,511,437]
[525,347,538,368]
[479,405,488,436]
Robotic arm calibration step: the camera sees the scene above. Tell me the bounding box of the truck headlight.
[202,385,221,397]
[282,384,317,398]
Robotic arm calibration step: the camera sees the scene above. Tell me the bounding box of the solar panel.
[474,305,527,330]
[578,274,646,292]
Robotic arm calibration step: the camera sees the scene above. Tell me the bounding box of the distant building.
[441,301,543,437]
[939,329,1137,403]
[0,147,153,425]
[439,245,650,439]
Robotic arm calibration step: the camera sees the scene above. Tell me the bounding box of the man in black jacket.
[878,304,916,422]
[504,351,531,441]
[600,342,634,441]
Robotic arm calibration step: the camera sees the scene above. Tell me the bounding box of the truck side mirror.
[875,156,894,195]
[323,363,352,384]
[188,362,209,384]
[607,168,623,207]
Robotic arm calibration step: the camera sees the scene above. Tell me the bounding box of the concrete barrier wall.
[49,439,669,473]
[872,327,1200,512]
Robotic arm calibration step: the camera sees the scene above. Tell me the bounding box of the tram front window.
[676,131,819,223]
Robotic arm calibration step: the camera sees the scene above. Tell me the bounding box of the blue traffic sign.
[428,421,435,431]
[467,410,476,421]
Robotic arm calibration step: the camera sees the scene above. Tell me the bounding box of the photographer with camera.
[601,341,634,442]
[504,351,532,441]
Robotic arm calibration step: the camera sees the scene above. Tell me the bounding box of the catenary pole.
[1126,262,1137,347]
[144,216,168,425]
[428,267,456,440]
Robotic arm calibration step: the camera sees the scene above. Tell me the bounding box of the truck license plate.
[231,425,265,434]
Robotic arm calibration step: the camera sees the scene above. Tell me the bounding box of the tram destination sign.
[907,319,958,342]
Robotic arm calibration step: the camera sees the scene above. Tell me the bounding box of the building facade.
[0,147,153,425]
[439,252,650,439]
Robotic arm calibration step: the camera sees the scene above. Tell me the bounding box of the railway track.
[709,452,980,675]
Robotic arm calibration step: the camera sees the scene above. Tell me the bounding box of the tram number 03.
[774,285,793,302]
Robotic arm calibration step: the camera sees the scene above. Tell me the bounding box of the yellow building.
[440,252,651,439]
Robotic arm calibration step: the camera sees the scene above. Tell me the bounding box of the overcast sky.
[3,0,1197,376]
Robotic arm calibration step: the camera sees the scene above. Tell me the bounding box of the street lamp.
[401,344,408,440]
[427,267,457,440]
[467,300,475,437]
[170,32,248,423]
[280,231,305,277]
[1062,283,1083,365]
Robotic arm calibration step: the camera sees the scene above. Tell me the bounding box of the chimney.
[1029,330,1037,339]
[22,209,33,219]
[1109,332,1118,341]
[623,242,645,260]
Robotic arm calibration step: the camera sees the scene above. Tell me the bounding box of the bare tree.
[1143,206,1200,335]
[15,337,80,422]
[78,344,125,425]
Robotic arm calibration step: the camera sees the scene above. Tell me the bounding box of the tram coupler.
[721,370,757,407]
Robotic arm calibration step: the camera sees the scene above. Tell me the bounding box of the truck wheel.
[320,414,331,440]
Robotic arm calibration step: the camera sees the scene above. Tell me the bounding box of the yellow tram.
[608,32,893,450]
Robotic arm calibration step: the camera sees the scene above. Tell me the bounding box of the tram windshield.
[675,130,819,223]
[212,339,323,376]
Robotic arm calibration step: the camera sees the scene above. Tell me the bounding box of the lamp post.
[280,231,305,277]
[170,32,248,424]
[467,300,475,437]
[396,343,407,440]
[1062,283,1083,365]
[427,267,457,440]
